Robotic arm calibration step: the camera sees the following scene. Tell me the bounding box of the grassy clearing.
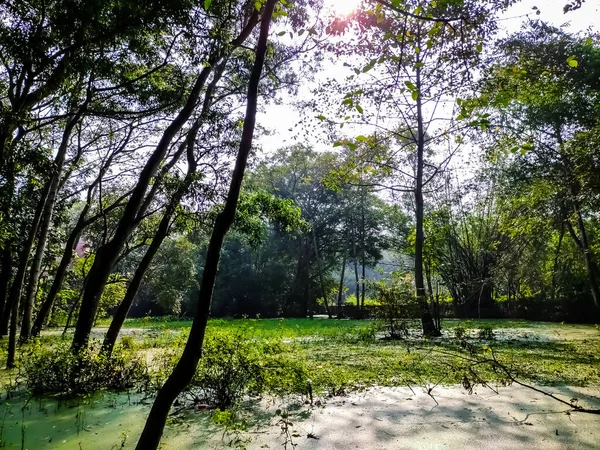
[4,318,599,402]
[88,317,600,390]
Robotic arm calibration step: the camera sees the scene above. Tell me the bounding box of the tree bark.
[70,13,261,354]
[360,188,366,310]
[135,3,276,447]
[566,206,600,310]
[5,182,50,366]
[70,74,211,353]
[352,219,360,312]
[337,230,348,318]
[101,125,200,356]
[311,226,332,318]
[21,112,81,341]
[0,246,13,330]
[414,60,438,336]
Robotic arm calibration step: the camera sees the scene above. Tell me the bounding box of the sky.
[255,0,600,156]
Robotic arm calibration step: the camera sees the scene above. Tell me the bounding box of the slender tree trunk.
[135,4,276,447]
[4,180,50,368]
[337,230,348,319]
[0,247,13,329]
[70,73,212,354]
[551,226,565,303]
[21,115,80,341]
[360,189,366,310]
[289,243,309,317]
[31,224,83,336]
[567,205,600,309]
[311,227,332,318]
[102,126,200,356]
[352,220,360,313]
[414,60,438,336]
[71,15,261,354]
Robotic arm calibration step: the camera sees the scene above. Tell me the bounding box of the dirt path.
[201,384,600,450]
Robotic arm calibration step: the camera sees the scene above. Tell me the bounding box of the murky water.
[0,392,225,449]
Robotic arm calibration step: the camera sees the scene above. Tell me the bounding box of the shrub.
[190,331,308,408]
[454,325,468,340]
[370,274,419,339]
[478,325,495,340]
[20,341,150,396]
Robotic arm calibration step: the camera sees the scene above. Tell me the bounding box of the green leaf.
[567,57,578,68]
[317,115,326,121]
[476,43,483,53]
[404,81,417,91]
[255,1,261,11]
[356,104,364,114]
[412,91,419,101]
[277,31,286,36]
[204,0,212,10]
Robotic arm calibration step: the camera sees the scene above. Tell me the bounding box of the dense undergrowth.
[2,319,599,412]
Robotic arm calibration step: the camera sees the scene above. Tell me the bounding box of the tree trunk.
[360,188,366,310]
[70,73,213,353]
[337,231,348,319]
[352,220,360,313]
[135,3,275,447]
[0,246,13,330]
[31,136,133,337]
[3,177,50,370]
[311,227,332,318]
[567,205,600,309]
[101,125,200,356]
[289,243,308,317]
[414,60,438,336]
[31,224,83,336]
[70,14,261,354]
[21,114,80,341]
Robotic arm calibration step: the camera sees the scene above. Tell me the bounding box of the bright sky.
[255,0,600,155]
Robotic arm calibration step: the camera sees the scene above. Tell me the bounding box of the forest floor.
[0,318,598,448]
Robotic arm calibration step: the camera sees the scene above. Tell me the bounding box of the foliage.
[20,341,150,396]
[370,273,419,339]
[190,329,309,408]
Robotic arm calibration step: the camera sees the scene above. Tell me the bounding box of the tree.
[478,22,600,312]
[135,1,278,447]
[70,3,265,353]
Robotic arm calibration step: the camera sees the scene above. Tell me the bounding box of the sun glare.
[326,0,361,17]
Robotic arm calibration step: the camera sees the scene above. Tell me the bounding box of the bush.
[370,274,419,339]
[478,325,495,340]
[190,331,308,408]
[20,341,150,396]
[454,325,468,340]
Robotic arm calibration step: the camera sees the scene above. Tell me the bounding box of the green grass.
[90,317,600,390]
[10,318,600,399]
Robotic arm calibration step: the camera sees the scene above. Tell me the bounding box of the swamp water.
[0,392,224,449]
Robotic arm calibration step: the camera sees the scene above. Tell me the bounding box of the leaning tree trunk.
[31,221,84,336]
[4,182,51,367]
[101,125,200,356]
[21,113,81,341]
[70,73,213,354]
[135,3,276,446]
[0,246,13,329]
[414,59,438,336]
[567,203,600,310]
[70,14,260,354]
[31,135,133,337]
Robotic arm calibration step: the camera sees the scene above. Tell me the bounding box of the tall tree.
[135,0,277,447]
